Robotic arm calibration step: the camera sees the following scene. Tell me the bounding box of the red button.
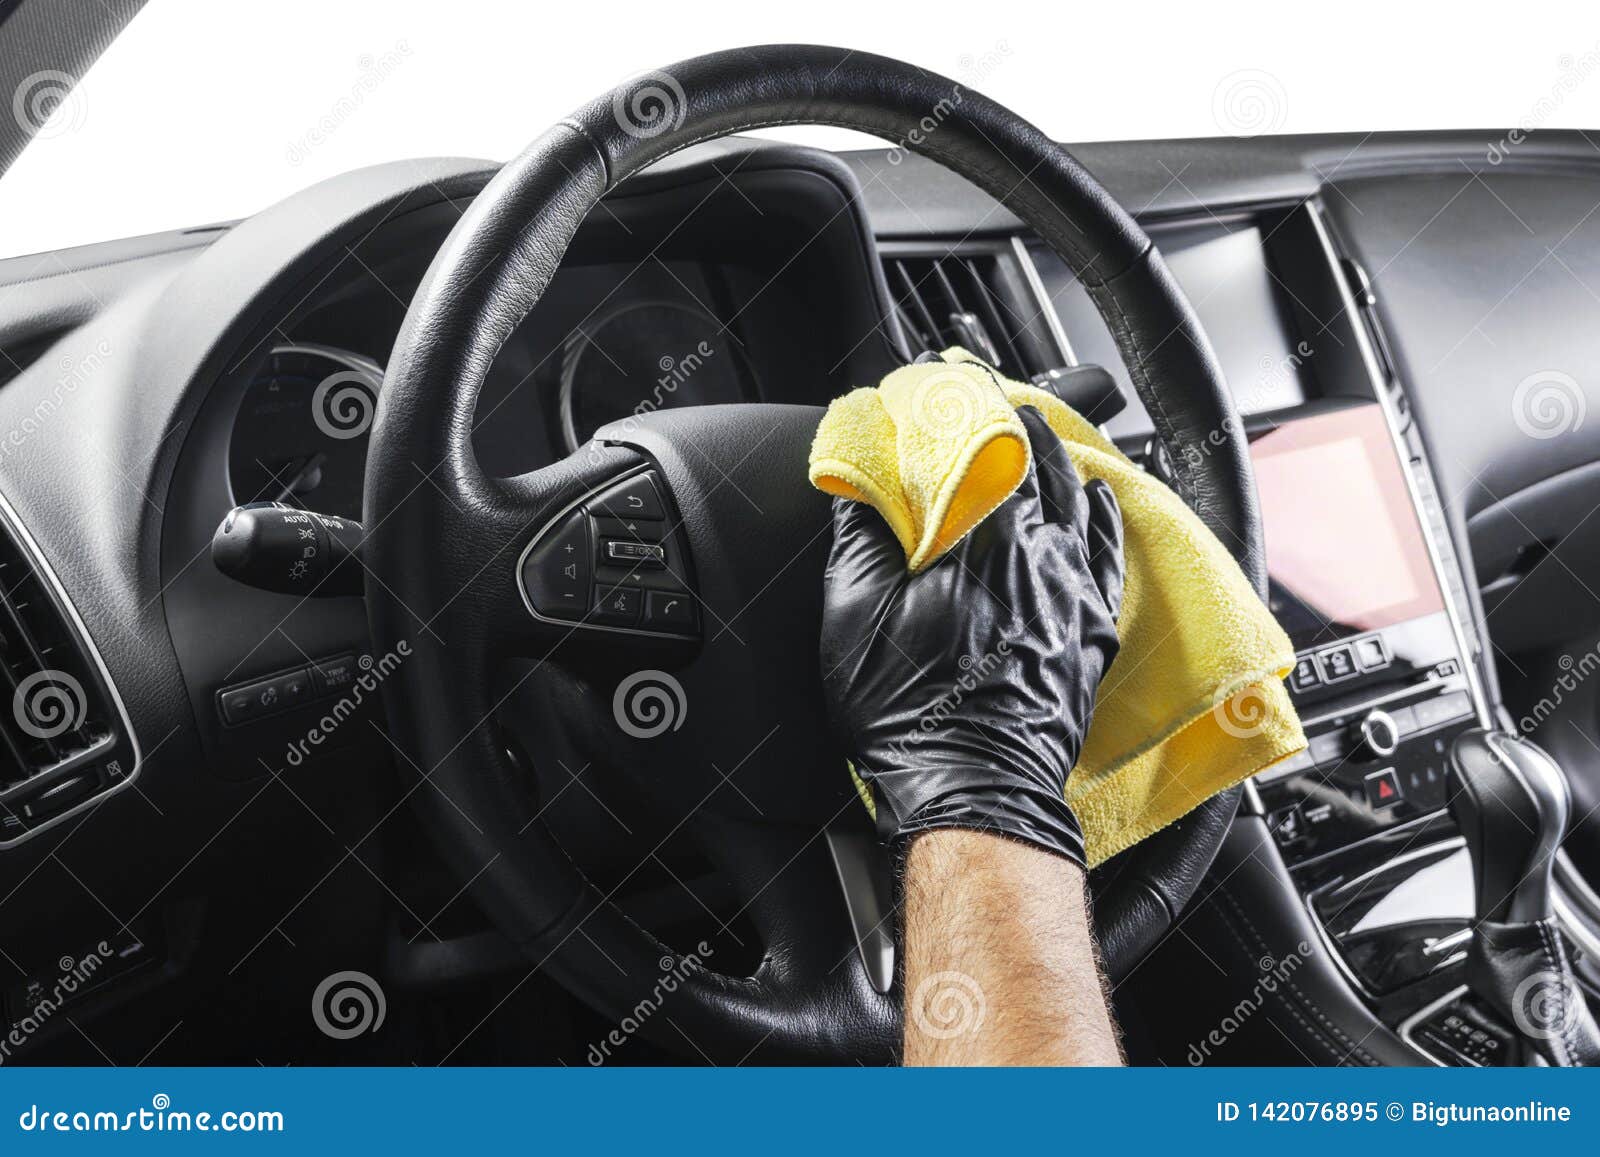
[1364,767,1403,809]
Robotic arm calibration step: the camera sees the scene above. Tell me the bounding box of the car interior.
[2,22,1600,1067]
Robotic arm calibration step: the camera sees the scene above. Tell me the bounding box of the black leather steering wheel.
[365,44,1264,1063]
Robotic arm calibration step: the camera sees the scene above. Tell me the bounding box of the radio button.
[1354,635,1390,670]
[1318,644,1358,682]
[1290,656,1321,692]
[1413,691,1472,730]
[1350,709,1400,760]
[1271,748,1315,776]
[1308,731,1344,765]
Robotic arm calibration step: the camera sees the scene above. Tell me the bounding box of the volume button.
[521,510,591,619]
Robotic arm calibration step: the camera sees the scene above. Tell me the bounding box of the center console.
[1248,398,1481,867]
[1242,394,1496,1021]
[1059,198,1583,1063]
[1233,205,1520,1057]
[1021,190,1600,1065]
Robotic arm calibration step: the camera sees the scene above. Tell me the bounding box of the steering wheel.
[365,45,1264,1063]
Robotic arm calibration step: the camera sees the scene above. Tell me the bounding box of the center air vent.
[881,244,1065,382]
[0,498,136,846]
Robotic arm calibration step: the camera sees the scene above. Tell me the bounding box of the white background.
[2,0,1599,256]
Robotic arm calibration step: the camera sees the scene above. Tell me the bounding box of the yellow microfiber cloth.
[809,349,1306,866]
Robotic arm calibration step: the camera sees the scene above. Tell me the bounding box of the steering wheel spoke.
[678,808,900,1058]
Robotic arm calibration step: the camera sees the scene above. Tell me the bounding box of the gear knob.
[1446,731,1600,1066]
[1448,728,1569,924]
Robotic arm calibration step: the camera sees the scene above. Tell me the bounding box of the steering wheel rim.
[364,44,1264,1063]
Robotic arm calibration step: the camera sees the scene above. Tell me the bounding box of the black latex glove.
[820,407,1125,866]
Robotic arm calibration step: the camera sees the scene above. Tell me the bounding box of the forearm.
[901,829,1123,1066]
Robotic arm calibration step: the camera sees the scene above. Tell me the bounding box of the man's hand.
[902,830,1123,1065]
[820,408,1126,1065]
[820,407,1124,865]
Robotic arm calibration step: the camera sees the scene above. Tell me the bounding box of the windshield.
[3,0,1598,258]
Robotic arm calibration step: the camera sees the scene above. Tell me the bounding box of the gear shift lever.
[1449,728,1599,1065]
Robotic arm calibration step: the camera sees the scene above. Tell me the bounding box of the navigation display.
[1248,403,1445,651]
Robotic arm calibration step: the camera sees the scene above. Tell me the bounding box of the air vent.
[0,497,136,846]
[882,247,1063,382]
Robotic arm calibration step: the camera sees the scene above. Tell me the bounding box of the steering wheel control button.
[591,473,665,522]
[604,539,666,567]
[519,470,700,638]
[644,589,696,630]
[592,585,642,625]
[1363,766,1404,810]
[521,509,591,620]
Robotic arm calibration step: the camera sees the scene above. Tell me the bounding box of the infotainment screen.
[1248,403,1445,652]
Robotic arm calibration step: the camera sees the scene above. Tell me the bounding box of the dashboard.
[1,129,1600,1065]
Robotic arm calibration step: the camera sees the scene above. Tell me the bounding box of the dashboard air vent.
[882,248,1062,383]
[0,500,136,845]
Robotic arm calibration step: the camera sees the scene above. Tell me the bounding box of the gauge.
[227,344,382,521]
[558,300,754,451]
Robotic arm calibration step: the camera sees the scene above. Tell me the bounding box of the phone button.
[644,589,696,631]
